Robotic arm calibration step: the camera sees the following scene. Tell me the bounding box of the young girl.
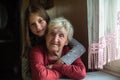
[22,4,86,80]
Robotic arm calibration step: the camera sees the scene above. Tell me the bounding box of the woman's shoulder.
[63,45,71,50]
[62,45,71,55]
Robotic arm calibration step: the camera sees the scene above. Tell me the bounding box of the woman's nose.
[53,35,59,42]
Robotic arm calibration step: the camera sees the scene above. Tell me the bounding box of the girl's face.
[29,13,47,37]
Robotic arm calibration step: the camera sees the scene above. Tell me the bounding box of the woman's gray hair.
[48,17,74,41]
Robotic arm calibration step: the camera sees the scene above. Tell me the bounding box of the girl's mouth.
[37,29,44,33]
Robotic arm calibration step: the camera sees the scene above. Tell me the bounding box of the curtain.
[87,0,120,70]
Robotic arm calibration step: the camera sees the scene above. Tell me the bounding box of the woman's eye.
[59,34,64,37]
[50,32,55,36]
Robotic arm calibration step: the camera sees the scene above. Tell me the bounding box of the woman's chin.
[49,49,58,54]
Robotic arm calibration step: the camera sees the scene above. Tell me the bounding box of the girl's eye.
[30,23,35,27]
[38,19,44,23]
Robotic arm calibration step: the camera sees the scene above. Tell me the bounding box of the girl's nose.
[36,22,42,30]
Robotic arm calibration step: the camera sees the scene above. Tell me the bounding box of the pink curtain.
[88,27,120,69]
[87,0,120,70]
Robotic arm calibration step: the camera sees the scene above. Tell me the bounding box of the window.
[87,0,120,76]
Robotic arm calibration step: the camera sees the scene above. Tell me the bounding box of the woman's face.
[46,27,68,55]
[29,13,47,37]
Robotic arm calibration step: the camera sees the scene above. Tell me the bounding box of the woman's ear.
[65,40,69,45]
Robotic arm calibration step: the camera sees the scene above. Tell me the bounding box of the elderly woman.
[29,17,86,80]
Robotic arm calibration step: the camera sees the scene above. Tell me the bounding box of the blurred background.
[0,0,21,80]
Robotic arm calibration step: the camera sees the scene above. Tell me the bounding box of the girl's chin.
[36,31,45,36]
[37,33,44,37]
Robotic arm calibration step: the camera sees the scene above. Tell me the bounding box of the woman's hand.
[47,59,65,69]
[55,59,65,64]
[46,64,53,69]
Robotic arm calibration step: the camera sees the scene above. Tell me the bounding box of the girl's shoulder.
[30,45,46,53]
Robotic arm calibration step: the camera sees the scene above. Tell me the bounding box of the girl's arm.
[60,38,86,64]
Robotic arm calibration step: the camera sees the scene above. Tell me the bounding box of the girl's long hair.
[22,4,50,57]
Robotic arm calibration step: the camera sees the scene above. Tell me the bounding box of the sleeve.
[52,58,86,80]
[29,46,61,80]
[60,38,86,64]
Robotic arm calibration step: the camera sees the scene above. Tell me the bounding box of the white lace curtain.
[87,0,120,70]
